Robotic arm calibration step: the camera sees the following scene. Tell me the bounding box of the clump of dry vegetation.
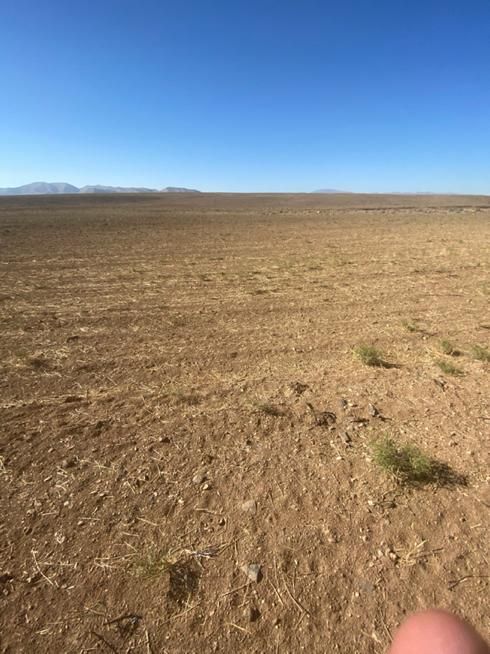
[401,320,420,333]
[440,339,458,356]
[133,547,174,579]
[471,344,490,362]
[354,344,384,367]
[435,358,463,375]
[133,548,200,605]
[370,436,434,484]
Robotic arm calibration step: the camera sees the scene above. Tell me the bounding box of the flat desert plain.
[0,193,489,653]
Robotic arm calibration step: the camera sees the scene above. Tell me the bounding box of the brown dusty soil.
[0,193,489,653]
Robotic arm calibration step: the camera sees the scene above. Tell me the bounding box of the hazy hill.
[0,182,80,195]
[161,187,201,193]
[0,182,202,195]
[78,185,156,194]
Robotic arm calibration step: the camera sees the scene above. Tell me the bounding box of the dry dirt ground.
[0,193,489,653]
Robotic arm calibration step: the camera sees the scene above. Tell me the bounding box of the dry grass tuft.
[440,340,458,356]
[435,359,463,376]
[354,344,384,367]
[133,548,174,579]
[133,548,201,605]
[402,320,420,333]
[370,437,434,484]
[471,344,490,362]
[370,436,467,487]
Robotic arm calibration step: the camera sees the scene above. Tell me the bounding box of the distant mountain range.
[0,182,201,196]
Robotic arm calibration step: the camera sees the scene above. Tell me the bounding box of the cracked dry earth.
[0,192,489,653]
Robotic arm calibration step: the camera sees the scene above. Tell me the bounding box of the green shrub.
[471,344,490,362]
[371,437,434,483]
[354,344,384,367]
[440,340,457,356]
[435,359,463,375]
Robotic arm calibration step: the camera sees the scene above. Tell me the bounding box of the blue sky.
[1,0,490,192]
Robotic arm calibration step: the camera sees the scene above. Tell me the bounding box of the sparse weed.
[133,548,200,604]
[133,548,174,579]
[471,344,490,362]
[435,359,463,376]
[402,320,420,333]
[370,437,434,484]
[440,340,458,356]
[354,344,384,367]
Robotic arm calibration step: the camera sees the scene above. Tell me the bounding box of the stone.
[241,563,262,583]
[241,499,257,515]
[340,431,352,446]
[192,471,207,485]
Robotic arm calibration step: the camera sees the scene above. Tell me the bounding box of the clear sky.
[1,0,490,193]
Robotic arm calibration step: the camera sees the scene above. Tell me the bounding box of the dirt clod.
[241,563,262,583]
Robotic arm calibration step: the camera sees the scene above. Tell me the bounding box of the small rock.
[241,563,262,583]
[340,431,352,447]
[241,499,257,515]
[202,482,212,491]
[339,398,349,411]
[61,457,76,469]
[368,403,380,417]
[158,436,170,444]
[192,471,207,485]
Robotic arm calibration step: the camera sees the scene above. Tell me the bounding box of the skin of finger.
[388,609,489,654]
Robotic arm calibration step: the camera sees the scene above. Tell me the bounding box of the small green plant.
[435,359,463,376]
[370,437,434,483]
[354,344,384,367]
[133,549,201,604]
[402,320,419,333]
[440,340,458,356]
[133,548,174,578]
[471,344,490,362]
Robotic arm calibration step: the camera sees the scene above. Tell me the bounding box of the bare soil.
[0,193,489,653]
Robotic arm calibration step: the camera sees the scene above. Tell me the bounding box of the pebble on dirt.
[241,563,262,583]
[241,499,257,515]
[192,470,208,485]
